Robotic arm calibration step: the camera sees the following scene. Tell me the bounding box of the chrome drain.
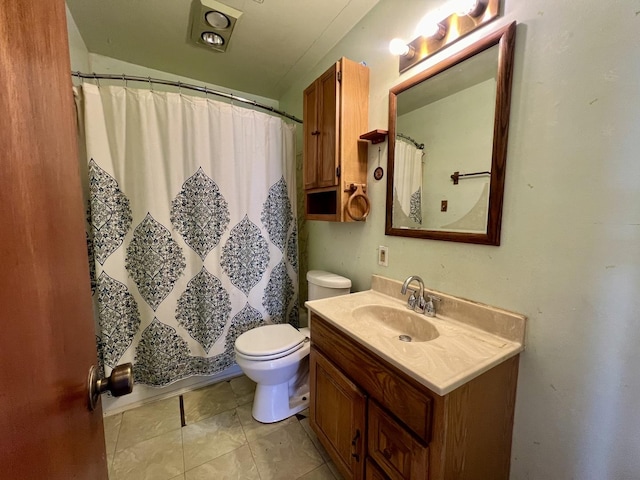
[398,334,412,342]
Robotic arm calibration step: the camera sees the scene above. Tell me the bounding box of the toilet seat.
[235,324,308,361]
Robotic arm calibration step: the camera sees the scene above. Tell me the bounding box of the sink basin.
[352,305,440,343]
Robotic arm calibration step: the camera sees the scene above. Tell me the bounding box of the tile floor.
[104,376,344,480]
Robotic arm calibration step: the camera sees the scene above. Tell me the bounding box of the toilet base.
[251,382,309,423]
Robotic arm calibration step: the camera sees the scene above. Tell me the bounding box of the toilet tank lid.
[306,270,351,289]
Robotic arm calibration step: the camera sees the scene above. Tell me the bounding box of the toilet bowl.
[234,270,351,423]
[235,324,310,423]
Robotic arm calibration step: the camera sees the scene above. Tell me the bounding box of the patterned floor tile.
[182,408,247,471]
[236,401,297,443]
[183,381,238,424]
[112,429,183,480]
[185,445,259,480]
[117,396,182,451]
[249,421,323,480]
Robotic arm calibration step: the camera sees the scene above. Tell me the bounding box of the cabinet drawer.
[368,400,429,480]
[366,458,389,480]
[311,314,433,443]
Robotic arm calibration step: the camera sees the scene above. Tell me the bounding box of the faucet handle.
[424,295,441,317]
[405,288,418,310]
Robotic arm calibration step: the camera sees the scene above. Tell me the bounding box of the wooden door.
[0,1,109,478]
[310,349,366,480]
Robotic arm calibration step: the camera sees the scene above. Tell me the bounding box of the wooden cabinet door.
[303,80,319,189]
[316,63,339,188]
[310,348,366,480]
[303,62,339,190]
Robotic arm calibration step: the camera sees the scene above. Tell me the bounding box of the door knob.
[88,363,133,411]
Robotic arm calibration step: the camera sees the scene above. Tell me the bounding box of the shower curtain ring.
[93,73,100,87]
[148,76,153,91]
[204,86,208,99]
[178,81,182,95]
[122,74,127,88]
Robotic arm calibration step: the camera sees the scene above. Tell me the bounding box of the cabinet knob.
[311,130,320,136]
[382,448,393,460]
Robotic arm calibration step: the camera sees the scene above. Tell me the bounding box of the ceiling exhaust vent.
[189,0,243,53]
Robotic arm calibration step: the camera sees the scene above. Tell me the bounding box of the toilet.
[234,270,351,423]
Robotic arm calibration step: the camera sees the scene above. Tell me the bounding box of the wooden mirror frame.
[386,22,516,245]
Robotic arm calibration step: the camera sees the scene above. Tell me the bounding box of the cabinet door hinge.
[336,165,341,177]
[337,71,342,82]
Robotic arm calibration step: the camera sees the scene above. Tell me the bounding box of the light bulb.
[205,11,231,29]
[201,32,225,47]
[415,13,447,40]
[389,38,410,56]
[455,0,486,17]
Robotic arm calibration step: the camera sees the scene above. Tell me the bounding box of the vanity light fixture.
[189,0,243,53]
[391,0,500,73]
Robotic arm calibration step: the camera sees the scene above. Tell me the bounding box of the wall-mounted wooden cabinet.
[309,313,519,480]
[303,57,369,221]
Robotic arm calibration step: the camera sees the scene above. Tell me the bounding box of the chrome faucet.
[401,275,426,314]
[401,276,441,317]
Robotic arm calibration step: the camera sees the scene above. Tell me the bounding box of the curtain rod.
[71,71,303,124]
[396,132,424,150]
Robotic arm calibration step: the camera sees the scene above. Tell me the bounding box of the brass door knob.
[88,363,134,411]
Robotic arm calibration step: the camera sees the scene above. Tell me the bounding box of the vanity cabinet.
[309,312,519,480]
[303,57,369,222]
[309,349,366,479]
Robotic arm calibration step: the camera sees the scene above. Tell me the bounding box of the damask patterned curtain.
[393,138,423,226]
[75,83,298,387]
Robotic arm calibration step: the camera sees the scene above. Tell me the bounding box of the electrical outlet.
[378,246,389,267]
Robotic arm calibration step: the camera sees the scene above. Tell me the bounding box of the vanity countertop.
[306,280,525,396]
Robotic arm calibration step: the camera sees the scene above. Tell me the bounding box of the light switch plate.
[378,246,389,267]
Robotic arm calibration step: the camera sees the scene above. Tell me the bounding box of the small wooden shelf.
[359,129,388,144]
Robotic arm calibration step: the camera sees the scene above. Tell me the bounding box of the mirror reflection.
[394,45,498,233]
[386,23,516,245]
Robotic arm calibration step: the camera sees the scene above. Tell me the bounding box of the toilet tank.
[307,270,351,301]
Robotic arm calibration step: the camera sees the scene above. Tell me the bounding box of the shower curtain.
[394,138,423,226]
[75,83,298,387]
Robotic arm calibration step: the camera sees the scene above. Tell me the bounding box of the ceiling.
[66,0,380,99]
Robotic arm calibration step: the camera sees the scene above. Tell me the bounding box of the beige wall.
[281,1,640,478]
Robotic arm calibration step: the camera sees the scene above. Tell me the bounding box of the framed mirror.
[386,22,516,245]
